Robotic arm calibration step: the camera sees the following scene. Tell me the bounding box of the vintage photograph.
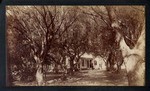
[6,6,145,86]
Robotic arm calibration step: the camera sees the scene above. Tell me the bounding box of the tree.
[63,14,89,74]
[6,6,78,85]
[7,6,145,86]
[106,6,145,85]
[82,6,121,71]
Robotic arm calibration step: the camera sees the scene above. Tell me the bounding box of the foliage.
[6,6,145,84]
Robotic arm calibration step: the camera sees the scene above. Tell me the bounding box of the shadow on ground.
[13,69,128,86]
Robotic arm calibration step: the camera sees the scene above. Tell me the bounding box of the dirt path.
[72,69,128,86]
[13,69,128,86]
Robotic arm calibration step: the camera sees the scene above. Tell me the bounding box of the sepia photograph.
[6,6,145,86]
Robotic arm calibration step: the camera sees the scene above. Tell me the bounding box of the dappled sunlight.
[7,5,145,86]
[13,69,128,86]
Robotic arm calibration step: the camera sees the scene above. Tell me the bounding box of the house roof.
[81,53,94,59]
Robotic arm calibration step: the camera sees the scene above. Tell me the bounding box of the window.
[87,60,90,68]
[94,60,97,65]
[82,59,84,66]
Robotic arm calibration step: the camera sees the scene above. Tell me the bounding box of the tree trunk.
[116,50,124,73]
[122,24,145,86]
[74,57,81,71]
[107,52,116,71]
[42,64,47,80]
[36,64,44,86]
[109,63,115,71]
[54,64,59,74]
[69,59,74,75]
[116,64,121,73]
[105,6,145,86]
[124,54,145,86]
[34,55,44,86]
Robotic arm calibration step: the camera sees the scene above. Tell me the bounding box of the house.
[92,56,105,70]
[78,57,93,70]
[47,53,106,72]
[78,53,106,70]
